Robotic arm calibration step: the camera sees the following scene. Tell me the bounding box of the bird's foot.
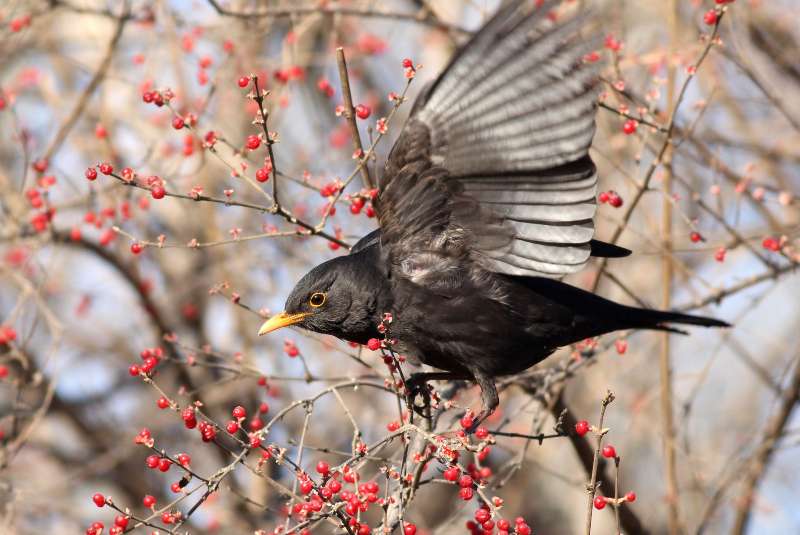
[404,373,433,418]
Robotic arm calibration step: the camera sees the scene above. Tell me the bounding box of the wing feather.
[378,1,601,282]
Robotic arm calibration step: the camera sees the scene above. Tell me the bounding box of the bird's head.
[257,253,388,344]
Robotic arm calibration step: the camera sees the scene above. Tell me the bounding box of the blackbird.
[258,0,729,426]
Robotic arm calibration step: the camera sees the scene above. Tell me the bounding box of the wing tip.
[589,240,632,258]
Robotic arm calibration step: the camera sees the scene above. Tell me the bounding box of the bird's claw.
[404,375,432,418]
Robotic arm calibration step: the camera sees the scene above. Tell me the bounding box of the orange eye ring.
[309,292,326,308]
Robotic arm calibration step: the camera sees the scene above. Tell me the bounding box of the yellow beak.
[257,311,310,336]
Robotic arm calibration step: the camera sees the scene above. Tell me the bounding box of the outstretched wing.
[378,0,601,281]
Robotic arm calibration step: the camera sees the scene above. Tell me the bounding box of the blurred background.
[0,0,799,534]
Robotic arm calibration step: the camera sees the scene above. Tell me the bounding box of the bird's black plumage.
[259,0,729,427]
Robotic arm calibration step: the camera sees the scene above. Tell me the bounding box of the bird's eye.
[309,292,326,308]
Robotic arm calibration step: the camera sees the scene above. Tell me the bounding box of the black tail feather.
[621,306,731,331]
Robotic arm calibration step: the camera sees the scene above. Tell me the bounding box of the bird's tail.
[617,304,731,334]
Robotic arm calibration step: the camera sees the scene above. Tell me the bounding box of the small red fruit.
[143,494,156,507]
[151,185,166,199]
[366,338,381,351]
[355,104,371,120]
[92,493,106,507]
[593,496,607,510]
[622,119,638,135]
[226,421,240,434]
[575,420,590,436]
[246,135,261,150]
[99,163,113,175]
[238,76,250,88]
[402,58,413,69]
[703,9,718,25]
[130,242,144,255]
[172,116,185,129]
[316,461,330,475]
[255,167,269,182]
[625,491,637,502]
[85,167,98,180]
[443,466,460,482]
[690,231,703,243]
[602,445,617,459]
[403,523,417,535]
[232,405,247,419]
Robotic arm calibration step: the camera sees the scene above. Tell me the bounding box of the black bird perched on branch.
[258,0,729,427]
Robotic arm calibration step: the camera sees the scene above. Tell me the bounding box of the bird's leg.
[405,372,468,417]
[466,371,499,434]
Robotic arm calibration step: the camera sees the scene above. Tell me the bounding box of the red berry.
[151,185,166,199]
[475,427,489,439]
[85,167,98,180]
[128,364,140,376]
[622,119,638,135]
[99,163,113,175]
[703,9,718,25]
[316,461,330,475]
[32,158,48,173]
[92,493,106,507]
[458,474,473,488]
[714,247,726,262]
[575,420,590,436]
[131,242,144,255]
[355,104,371,120]
[474,509,491,523]
[143,494,156,507]
[158,458,172,472]
[608,191,623,208]
[246,135,261,150]
[602,445,617,459]
[517,523,531,535]
[114,515,129,529]
[156,396,169,409]
[625,491,636,502]
[366,338,381,351]
[403,523,417,535]
[459,487,474,500]
[238,76,250,88]
[615,339,628,355]
[226,421,240,434]
[256,167,269,182]
[402,58,413,69]
[459,413,474,430]
[593,496,607,510]
[690,231,703,243]
[443,466,460,482]
[762,237,780,251]
[232,405,247,419]
[598,191,609,203]
[177,453,191,467]
[172,116,185,129]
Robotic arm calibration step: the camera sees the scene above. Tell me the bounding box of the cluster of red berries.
[127,346,164,377]
[598,190,624,207]
[256,160,273,182]
[9,14,32,32]
[85,496,132,534]
[0,325,18,346]
[141,89,170,107]
[273,65,306,84]
[762,236,782,252]
[622,119,638,135]
[593,491,637,510]
[317,77,335,98]
[467,513,531,535]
